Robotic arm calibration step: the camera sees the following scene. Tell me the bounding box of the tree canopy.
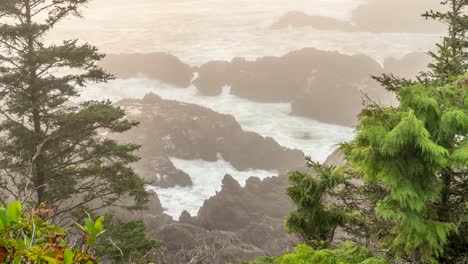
[0,0,148,220]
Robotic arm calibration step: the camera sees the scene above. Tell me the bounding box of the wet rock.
[99,52,193,87]
[115,93,304,179]
[187,174,299,256]
[193,60,231,96]
[193,48,387,126]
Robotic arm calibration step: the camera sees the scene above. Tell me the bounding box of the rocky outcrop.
[192,48,389,126]
[99,53,193,87]
[271,0,445,33]
[90,192,165,227]
[192,61,231,96]
[194,48,383,104]
[154,223,267,264]
[271,11,356,31]
[383,52,431,79]
[179,174,300,256]
[113,94,304,187]
[141,150,348,264]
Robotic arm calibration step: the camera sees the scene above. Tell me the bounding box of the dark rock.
[271,11,356,31]
[193,61,231,96]
[155,223,267,264]
[115,94,304,177]
[271,1,445,33]
[383,52,431,79]
[238,216,298,255]
[143,213,175,236]
[99,53,193,87]
[135,154,192,188]
[193,48,386,126]
[92,192,164,224]
[189,174,299,256]
[221,174,242,193]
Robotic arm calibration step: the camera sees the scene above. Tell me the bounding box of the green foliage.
[422,0,468,84]
[0,0,148,218]
[346,79,467,262]
[94,214,160,264]
[243,242,389,264]
[76,216,106,246]
[361,1,468,261]
[0,201,103,263]
[285,158,350,244]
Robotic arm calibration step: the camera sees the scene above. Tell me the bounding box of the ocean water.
[146,158,277,218]
[81,79,354,218]
[48,0,441,65]
[81,80,355,162]
[60,0,440,217]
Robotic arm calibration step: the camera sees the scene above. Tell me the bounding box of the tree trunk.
[412,246,423,264]
[439,170,452,222]
[25,0,46,204]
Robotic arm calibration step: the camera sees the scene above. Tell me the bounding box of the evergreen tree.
[285,159,348,245]
[346,78,467,262]
[285,1,467,262]
[422,0,468,84]
[374,0,467,90]
[372,1,468,261]
[0,0,148,219]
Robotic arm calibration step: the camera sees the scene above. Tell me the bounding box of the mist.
[1,0,462,263]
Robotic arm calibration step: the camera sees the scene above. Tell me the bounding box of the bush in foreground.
[0,201,103,264]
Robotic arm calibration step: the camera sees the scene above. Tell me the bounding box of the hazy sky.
[46,0,443,64]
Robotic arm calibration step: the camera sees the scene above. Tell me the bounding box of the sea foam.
[146,157,277,218]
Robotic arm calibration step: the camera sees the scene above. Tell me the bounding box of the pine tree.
[346,78,467,262]
[0,0,148,219]
[371,1,468,261]
[285,1,467,262]
[374,0,467,90]
[285,159,348,245]
[422,0,468,84]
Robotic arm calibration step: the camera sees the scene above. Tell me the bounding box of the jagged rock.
[196,174,292,230]
[115,94,304,177]
[180,174,300,256]
[99,53,193,87]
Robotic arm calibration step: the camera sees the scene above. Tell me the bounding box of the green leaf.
[64,249,74,264]
[6,201,21,223]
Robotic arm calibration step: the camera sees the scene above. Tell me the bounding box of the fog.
[52,0,446,220]
[49,0,443,64]
[19,1,455,261]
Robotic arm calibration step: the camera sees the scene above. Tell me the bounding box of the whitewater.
[81,80,355,218]
[61,0,441,218]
